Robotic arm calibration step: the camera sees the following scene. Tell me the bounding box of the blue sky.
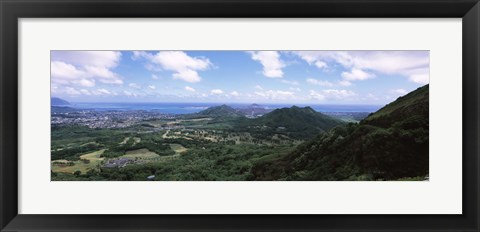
[51,50,429,105]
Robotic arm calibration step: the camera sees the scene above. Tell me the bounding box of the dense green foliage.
[52,86,429,181]
[250,85,429,181]
[51,143,104,160]
[196,104,244,118]
[53,143,296,181]
[235,106,344,139]
[101,136,175,158]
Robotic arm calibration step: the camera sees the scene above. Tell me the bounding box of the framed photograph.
[1,0,479,231]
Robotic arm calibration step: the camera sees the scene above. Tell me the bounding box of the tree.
[74,170,82,176]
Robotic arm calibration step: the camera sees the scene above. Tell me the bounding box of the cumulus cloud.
[306,78,334,87]
[249,51,285,78]
[230,91,240,96]
[408,72,429,84]
[123,90,137,97]
[51,61,85,80]
[309,89,355,101]
[281,80,299,85]
[391,88,408,95]
[254,85,263,90]
[151,74,159,80]
[314,61,328,69]
[322,89,356,99]
[341,68,375,81]
[132,51,212,83]
[65,87,81,95]
[55,86,120,97]
[97,88,112,95]
[51,51,123,86]
[129,83,141,89]
[148,85,156,90]
[309,90,326,101]
[73,79,95,87]
[185,86,196,92]
[210,89,224,95]
[255,90,295,100]
[79,89,91,95]
[338,80,352,86]
[293,51,430,84]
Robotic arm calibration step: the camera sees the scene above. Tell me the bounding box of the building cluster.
[51,110,175,128]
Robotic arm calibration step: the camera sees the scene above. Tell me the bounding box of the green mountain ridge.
[196,104,244,118]
[250,84,429,181]
[235,106,344,139]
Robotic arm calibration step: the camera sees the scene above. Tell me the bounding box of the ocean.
[68,102,383,114]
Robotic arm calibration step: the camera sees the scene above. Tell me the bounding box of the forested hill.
[235,106,345,139]
[196,104,244,118]
[250,85,429,181]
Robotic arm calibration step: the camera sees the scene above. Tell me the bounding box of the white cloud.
[65,87,81,95]
[315,61,328,69]
[255,90,295,100]
[79,89,91,95]
[290,87,301,92]
[51,61,85,80]
[123,90,138,97]
[151,74,159,80]
[129,83,141,89]
[131,51,144,60]
[408,73,429,84]
[172,69,202,83]
[341,68,375,81]
[391,88,408,95]
[281,80,299,85]
[322,89,356,99]
[57,86,118,97]
[293,51,429,84]
[210,89,224,95]
[254,85,263,90]
[338,80,352,86]
[185,86,196,92]
[148,85,156,90]
[96,88,112,95]
[309,90,326,101]
[306,78,334,87]
[249,51,285,78]
[230,91,240,96]
[134,51,212,83]
[51,51,123,86]
[73,78,95,87]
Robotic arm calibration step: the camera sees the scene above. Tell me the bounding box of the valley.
[51,85,429,181]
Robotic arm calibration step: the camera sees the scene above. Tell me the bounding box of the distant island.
[50,85,429,181]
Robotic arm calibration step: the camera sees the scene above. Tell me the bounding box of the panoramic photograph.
[50,50,429,181]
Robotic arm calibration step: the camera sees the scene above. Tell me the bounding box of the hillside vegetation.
[250,85,429,181]
[235,106,345,140]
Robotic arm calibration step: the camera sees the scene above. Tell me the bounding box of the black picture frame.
[1,0,479,231]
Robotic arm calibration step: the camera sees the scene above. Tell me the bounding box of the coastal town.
[51,107,176,128]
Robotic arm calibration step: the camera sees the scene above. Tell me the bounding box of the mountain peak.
[51,97,70,106]
[197,104,243,118]
[245,105,344,139]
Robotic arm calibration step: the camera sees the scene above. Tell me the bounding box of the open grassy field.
[121,148,160,159]
[51,149,106,174]
[170,144,187,154]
